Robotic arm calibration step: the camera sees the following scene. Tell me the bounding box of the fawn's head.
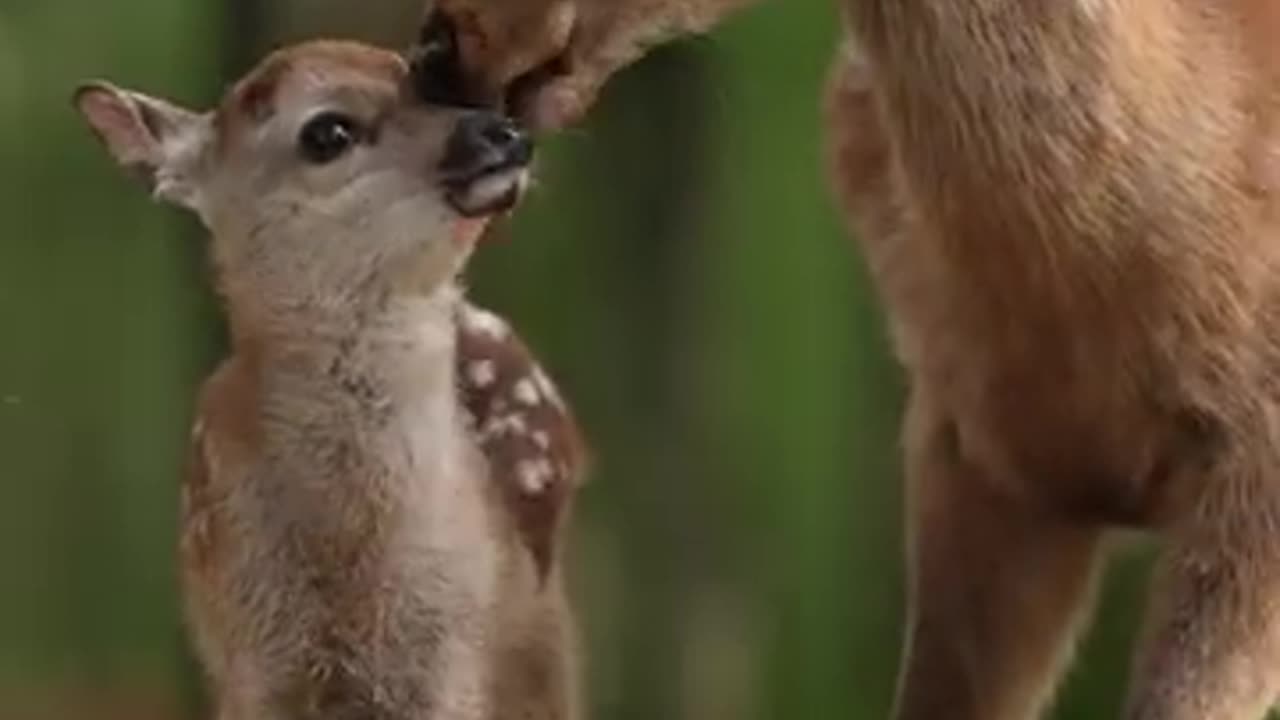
[75,40,532,324]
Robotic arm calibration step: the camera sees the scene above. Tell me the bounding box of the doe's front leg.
[893,397,1105,720]
[1125,429,1280,720]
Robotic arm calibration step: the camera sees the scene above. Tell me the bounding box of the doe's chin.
[507,72,596,133]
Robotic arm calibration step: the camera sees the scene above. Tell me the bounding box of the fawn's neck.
[230,284,467,476]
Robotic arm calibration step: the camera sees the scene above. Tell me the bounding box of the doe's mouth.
[504,55,577,131]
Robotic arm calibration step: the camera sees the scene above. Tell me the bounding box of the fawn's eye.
[298,112,360,165]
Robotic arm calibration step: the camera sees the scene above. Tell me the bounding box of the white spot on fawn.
[532,431,550,450]
[517,459,550,494]
[468,360,496,389]
[532,368,563,409]
[462,308,509,340]
[504,414,529,434]
[483,414,528,438]
[514,377,540,407]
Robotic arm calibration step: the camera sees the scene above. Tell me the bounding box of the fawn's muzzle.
[440,112,533,218]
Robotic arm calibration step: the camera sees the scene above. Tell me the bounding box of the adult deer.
[411,1,1280,718]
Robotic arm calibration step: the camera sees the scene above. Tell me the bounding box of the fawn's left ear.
[73,81,210,211]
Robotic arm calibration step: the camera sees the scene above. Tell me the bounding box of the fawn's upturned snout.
[442,112,532,178]
[441,112,533,218]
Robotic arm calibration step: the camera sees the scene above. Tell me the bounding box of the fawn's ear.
[73,81,210,211]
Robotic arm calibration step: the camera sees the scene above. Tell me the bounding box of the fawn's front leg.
[893,395,1105,720]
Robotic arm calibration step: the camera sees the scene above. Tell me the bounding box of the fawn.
[410,0,1280,718]
[75,39,585,720]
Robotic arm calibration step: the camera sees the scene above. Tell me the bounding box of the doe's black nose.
[440,112,534,179]
[409,10,484,108]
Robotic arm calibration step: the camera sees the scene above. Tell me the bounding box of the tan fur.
[422,0,752,128]
[427,0,1280,717]
[76,40,580,720]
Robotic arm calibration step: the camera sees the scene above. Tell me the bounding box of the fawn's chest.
[185,331,509,713]
[250,331,498,563]
[190,317,502,609]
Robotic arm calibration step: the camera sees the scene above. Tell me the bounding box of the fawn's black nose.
[440,112,534,180]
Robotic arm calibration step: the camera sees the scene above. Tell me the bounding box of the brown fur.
[420,0,752,128]
[76,40,582,720]
[426,0,1280,717]
[455,304,589,581]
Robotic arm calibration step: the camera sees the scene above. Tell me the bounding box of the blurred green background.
[0,1,1155,718]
